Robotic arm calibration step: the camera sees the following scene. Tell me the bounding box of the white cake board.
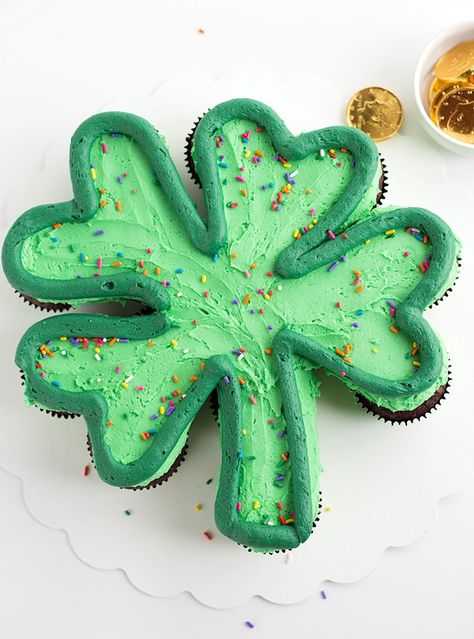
[0,72,473,608]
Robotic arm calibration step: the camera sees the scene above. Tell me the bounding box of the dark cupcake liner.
[19,370,79,418]
[428,257,462,309]
[240,492,323,555]
[38,407,79,419]
[17,290,160,317]
[86,434,189,490]
[184,113,207,188]
[209,389,219,422]
[16,290,72,313]
[134,304,155,316]
[355,365,452,425]
[373,154,388,208]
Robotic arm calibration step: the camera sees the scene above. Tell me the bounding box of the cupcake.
[5,99,460,552]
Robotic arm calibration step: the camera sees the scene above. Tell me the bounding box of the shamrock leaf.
[3,100,381,308]
[6,99,459,551]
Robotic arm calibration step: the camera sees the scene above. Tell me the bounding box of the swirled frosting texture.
[23,120,457,538]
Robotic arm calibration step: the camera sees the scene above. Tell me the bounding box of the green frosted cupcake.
[3,99,460,552]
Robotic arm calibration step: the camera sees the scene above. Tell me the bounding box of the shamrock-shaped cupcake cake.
[2,99,460,552]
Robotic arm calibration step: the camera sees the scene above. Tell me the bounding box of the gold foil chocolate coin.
[429,39,474,143]
[429,81,463,121]
[429,77,452,104]
[434,40,474,81]
[346,87,403,141]
[434,86,474,143]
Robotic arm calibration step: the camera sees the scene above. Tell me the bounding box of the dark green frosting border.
[5,99,459,550]
[2,99,379,304]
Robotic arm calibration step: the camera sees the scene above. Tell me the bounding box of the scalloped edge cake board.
[0,71,473,608]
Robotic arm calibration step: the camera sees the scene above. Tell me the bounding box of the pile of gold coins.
[429,40,474,144]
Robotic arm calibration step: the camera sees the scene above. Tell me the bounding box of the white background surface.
[3,70,473,608]
[1,0,474,637]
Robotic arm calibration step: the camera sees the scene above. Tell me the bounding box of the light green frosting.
[22,119,458,534]
[21,120,383,303]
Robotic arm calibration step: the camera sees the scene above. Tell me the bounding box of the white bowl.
[414,22,474,157]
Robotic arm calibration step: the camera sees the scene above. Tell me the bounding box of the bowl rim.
[414,21,474,151]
